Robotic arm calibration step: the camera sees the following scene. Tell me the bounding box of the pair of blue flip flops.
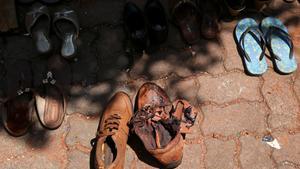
[235,17,297,75]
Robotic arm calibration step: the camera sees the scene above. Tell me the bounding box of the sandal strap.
[238,26,266,62]
[25,4,50,35]
[265,26,294,61]
[171,0,200,19]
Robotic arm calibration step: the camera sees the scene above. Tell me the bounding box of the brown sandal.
[35,71,66,129]
[170,0,201,44]
[1,60,34,137]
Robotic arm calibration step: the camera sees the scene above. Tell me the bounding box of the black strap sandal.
[25,3,52,54]
[53,7,79,60]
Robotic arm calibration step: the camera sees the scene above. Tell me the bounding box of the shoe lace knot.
[97,114,121,137]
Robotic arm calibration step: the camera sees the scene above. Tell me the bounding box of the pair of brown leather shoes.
[94,82,198,168]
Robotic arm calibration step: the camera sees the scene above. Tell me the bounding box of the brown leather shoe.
[131,82,198,168]
[170,0,201,44]
[94,92,133,169]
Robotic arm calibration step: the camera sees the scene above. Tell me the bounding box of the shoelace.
[97,114,121,137]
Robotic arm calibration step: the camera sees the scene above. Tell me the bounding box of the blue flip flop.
[235,18,268,75]
[261,17,297,74]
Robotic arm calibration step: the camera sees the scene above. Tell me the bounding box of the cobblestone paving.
[0,0,300,169]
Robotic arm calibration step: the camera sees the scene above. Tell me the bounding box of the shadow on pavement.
[0,0,299,167]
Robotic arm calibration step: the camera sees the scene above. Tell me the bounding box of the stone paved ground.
[0,0,300,169]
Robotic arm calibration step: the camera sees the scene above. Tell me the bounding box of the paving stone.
[197,72,262,104]
[177,144,204,169]
[262,71,300,129]
[294,69,300,103]
[129,52,193,80]
[0,119,68,169]
[220,26,244,71]
[0,131,28,161]
[240,136,273,169]
[278,166,297,169]
[0,155,63,169]
[165,75,199,105]
[66,114,98,149]
[205,139,235,169]
[67,83,115,116]
[67,149,90,169]
[190,40,225,75]
[202,102,267,136]
[273,132,300,165]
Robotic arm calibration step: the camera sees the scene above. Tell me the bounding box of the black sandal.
[25,3,52,54]
[53,7,79,60]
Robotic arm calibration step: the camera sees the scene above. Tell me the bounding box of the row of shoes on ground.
[234,17,297,75]
[94,82,198,169]
[124,0,221,47]
[26,3,79,59]
[0,63,66,137]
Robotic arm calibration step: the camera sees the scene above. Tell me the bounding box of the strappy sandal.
[235,18,268,75]
[261,17,297,74]
[35,71,66,129]
[53,7,79,59]
[1,60,34,137]
[200,1,221,39]
[170,0,201,44]
[25,3,52,54]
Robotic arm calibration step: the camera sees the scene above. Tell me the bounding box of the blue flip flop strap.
[238,27,266,62]
[266,26,294,61]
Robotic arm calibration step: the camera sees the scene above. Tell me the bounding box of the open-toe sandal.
[25,3,52,54]
[261,17,297,74]
[235,18,268,75]
[53,7,79,59]
[1,60,34,137]
[35,71,66,129]
[170,0,201,44]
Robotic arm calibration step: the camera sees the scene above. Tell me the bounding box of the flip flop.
[35,71,66,129]
[261,17,297,74]
[25,3,52,54]
[1,60,34,137]
[170,0,201,44]
[53,7,79,59]
[234,18,268,75]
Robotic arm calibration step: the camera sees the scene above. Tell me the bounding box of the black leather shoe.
[145,0,168,45]
[124,2,147,51]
